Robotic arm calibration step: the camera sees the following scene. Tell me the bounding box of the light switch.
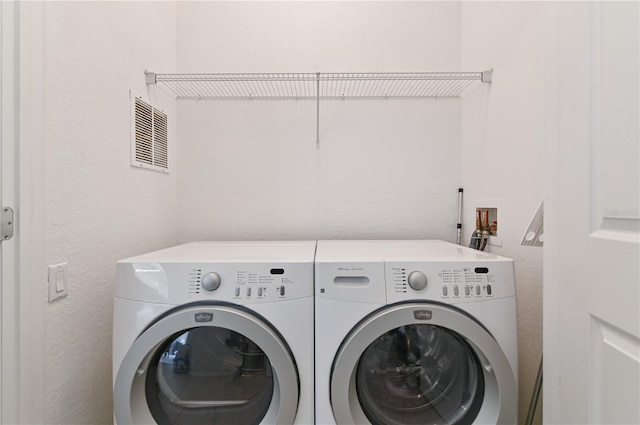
[55,270,65,292]
[48,262,68,302]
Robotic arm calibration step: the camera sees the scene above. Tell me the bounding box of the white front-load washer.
[113,241,316,425]
[315,240,518,425]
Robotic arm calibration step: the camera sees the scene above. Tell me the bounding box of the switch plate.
[48,262,68,302]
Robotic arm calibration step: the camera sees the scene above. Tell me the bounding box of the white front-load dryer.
[315,240,518,425]
[113,241,316,425]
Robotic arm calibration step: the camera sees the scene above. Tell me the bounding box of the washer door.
[331,302,516,425]
[114,304,299,425]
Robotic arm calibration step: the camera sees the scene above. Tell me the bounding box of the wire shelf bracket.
[145,70,493,148]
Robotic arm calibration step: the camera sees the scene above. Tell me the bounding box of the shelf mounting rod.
[316,72,320,149]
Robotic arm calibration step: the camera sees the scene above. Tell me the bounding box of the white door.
[1,1,17,422]
[544,2,640,424]
[0,2,45,423]
[0,2,3,420]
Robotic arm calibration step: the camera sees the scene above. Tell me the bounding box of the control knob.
[201,272,221,291]
[407,271,428,291]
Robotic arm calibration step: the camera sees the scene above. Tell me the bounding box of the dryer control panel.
[385,261,515,305]
[117,262,313,304]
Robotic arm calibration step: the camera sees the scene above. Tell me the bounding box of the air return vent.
[130,91,169,173]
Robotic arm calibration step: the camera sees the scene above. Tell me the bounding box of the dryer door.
[331,302,516,425]
[114,304,299,425]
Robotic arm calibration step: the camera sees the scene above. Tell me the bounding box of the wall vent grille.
[152,109,168,169]
[130,92,169,173]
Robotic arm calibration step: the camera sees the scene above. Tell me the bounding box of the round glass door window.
[145,326,274,425]
[356,324,484,425]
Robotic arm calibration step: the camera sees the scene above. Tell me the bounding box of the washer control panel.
[386,261,515,304]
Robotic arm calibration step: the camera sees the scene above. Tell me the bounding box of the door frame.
[0,1,45,423]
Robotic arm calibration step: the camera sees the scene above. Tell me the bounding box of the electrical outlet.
[48,262,68,302]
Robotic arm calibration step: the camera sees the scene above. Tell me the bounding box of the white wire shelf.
[145,71,492,99]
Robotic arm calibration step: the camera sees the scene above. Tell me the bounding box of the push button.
[476,285,481,295]
[246,287,252,297]
[258,287,263,297]
[280,286,285,296]
[453,285,459,296]
[465,285,471,296]
[486,284,492,295]
[235,287,240,297]
[442,286,448,296]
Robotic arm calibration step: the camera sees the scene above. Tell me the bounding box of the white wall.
[178,2,460,73]
[461,2,545,423]
[44,2,178,423]
[38,2,548,423]
[175,1,463,243]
